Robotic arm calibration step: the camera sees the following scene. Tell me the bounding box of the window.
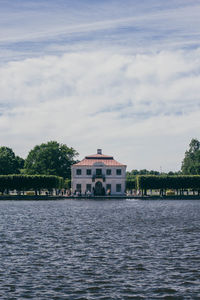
[106,184,111,191]
[76,169,82,175]
[106,169,111,175]
[76,184,81,191]
[116,184,121,192]
[116,169,121,175]
[96,169,102,176]
[86,184,91,192]
[86,169,91,175]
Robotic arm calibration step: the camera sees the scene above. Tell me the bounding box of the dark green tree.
[0,175,64,194]
[181,139,200,174]
[24,141,78,179]
[0,147,24,175]
[127,169,160,176]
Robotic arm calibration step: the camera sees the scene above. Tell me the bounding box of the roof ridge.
[73,157,126,167]
[86,153,113,157]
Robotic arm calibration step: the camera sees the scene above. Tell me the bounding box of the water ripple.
[0,199,200,299]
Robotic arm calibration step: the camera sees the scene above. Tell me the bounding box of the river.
[0,199,199,299]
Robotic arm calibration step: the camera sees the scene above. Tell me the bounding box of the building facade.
[71,149,126,196]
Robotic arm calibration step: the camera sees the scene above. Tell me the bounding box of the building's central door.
[94,181,104,196]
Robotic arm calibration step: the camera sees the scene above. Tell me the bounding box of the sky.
[0,0,200,172]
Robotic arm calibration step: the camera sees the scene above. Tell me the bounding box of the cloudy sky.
[0,0,200,171]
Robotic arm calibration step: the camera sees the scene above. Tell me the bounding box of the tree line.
[0,138,200,193]
[126,138,200,186]
[1,138,199,178]
[136,175,200,196]
[0,141,77,194]
[0,175,64,195]
[0,141,78,178]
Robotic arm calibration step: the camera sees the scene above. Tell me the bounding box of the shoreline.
[0,195,200,200]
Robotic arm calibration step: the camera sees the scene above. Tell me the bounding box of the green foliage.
[126,173,136,189]
[64,179,71,189]
[0,175,64,193]
[126,169,183,190]
[181,139,200,174]
[0,147,24,175]
[136,175,200,190]
[167,171,182,176]
[127,169,160,176]
[15,156,25,169]
[126,178,136,189]
[24,141,78,179]
[127,169,181,177]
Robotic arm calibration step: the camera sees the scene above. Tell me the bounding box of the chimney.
[97,149,102,155]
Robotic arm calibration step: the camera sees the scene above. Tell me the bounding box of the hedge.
[0,175,64,193]
[136,175,200,190]
[126,178,136,190]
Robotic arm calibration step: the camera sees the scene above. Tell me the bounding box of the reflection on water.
[0,199,200,299]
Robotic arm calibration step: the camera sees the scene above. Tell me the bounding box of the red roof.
[85,154,113,159]
[73,153,126,167]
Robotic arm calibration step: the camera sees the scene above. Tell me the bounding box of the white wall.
[71,164,126,195]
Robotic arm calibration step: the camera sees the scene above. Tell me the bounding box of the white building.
[71,149,126,196]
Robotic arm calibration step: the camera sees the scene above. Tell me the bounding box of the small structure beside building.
[71,149,126,196]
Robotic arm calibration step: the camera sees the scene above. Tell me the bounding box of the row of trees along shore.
[0,175,64,195]
[126,175,200,196]
[0,141,77,194]
[0,138,200,195]
[126,138,200,195]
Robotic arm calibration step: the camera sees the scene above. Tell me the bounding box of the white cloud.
[1,0,200,64]
[0,48,200,171]
[1,0,200,173]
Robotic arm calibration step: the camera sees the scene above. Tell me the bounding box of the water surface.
[0,199,200,299]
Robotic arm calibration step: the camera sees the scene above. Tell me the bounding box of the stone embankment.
[0,195,200,200]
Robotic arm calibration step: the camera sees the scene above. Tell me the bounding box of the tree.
[127,169,160,177]
[136,175,200,195]
[24,141,78,179]
[181,139,200,175]
[0,147,24,175]
[0,175,64,194]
